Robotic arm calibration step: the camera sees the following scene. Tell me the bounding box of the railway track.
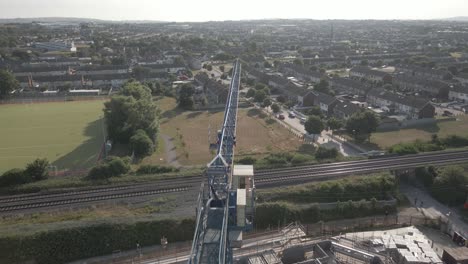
[1,150,468,212]
[254,150,468,187]
[0,176,202,213]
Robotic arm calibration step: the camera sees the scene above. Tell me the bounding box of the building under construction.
[236,224,444,264]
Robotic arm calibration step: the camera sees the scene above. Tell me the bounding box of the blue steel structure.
[189,60,247,264]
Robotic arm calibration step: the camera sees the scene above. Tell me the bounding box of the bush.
[290,153,314,165]
[87,156,131,180]
[315,147,339,160]
[0,169,29,187]
[441,135,468,148]
[25,158,49,181]
[130,129,154,158]
[136,165,179,175]
[0,219,195,264]
[259,174,397,204]
[255,201,396,229]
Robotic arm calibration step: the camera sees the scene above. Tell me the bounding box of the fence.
[0,95,109,104]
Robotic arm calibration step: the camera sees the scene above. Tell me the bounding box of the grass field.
[0,100,105,173]
[143,97,303,166]
[371,115,468,149]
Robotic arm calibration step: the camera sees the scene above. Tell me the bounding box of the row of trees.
[303,110,379,142]
[104,81,159,158]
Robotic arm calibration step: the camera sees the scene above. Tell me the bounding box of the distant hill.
[439,16,468,22]
[0,17,167,24]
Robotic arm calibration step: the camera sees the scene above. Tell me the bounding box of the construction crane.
[188,60,255,264]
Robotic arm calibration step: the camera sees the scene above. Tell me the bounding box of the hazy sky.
[0,0,467,21]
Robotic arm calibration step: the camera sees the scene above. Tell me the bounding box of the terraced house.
[367,88,435,119]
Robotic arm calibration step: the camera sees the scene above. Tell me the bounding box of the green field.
[371,116,468,149]
[0,100,106,173]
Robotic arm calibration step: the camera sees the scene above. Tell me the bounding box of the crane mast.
[188,60,255,263]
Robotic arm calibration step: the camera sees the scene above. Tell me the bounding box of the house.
[333,101,363,119]
[349,66,392,83]
[330,77,370,96]
[393,74,449,95]
[278,63,324,83]
[367,88,435,119]
[395,64,452,81]
[33,41,76,52]
[455,73,468,85]
[299,90,338,115]
[449,85,468,102]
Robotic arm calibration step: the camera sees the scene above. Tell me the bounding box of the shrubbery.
[315,146,339,160]
[87,156,131,180]
[259,174,397,203]
[130,129,154,158]
[0,158,49,188]
[0,219,195,264]
[255,201,396,229]
[389,134,468,155]
[136,165,179,175]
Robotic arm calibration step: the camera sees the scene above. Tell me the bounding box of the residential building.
[367,88,435,119]
[349,66,391,83]
[33,41,77,52]
[333,101,363,119]
[299,90,338,115]
[330,77,370,96]
[393,74,449,95]
[449,85,468,102]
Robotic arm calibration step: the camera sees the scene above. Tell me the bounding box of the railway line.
[1,150,468,213]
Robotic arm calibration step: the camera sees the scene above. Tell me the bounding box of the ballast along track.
[0,176,202,213]
[254,150,468,188]
[1,150,468,212]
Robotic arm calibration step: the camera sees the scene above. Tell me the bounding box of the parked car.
[300,117,306,124]
[288,112,296,118]
[278,114,285,120]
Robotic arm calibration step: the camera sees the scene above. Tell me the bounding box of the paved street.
[273,107,363,157]
[400,183,468,238]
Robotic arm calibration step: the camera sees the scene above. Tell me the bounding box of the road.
[400,183,468,238]
[274,107,363,156]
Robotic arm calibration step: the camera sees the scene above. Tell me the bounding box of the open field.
[143,97,303,166]
[0,100,106,173]
[371,116,468,149]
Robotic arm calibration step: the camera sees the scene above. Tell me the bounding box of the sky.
[0,0,467,22]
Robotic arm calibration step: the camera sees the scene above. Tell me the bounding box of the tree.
[25,158,49,181]
[104,82,159,144]
[0,69,19,98]
[246,88,256,98]
[276,95,286,103]
[206,64,213,71]
[327,118,343,134]
[130,129,154,158]
[254,90,267,103]
[360,60,369,66]
[262,98,272,108]
[345,111,380,142]
[132,66,151,81]
[255,83,266,90]
[304,115,324,141]
[219,65,225,72]
[178,83,195,110]
[87,156,131,180]
[307,106,323,118]
[264,61,272,68]
[293,58,303,66]
[314,79,332,95]
[431,166,468,205]
[271,103,280,114]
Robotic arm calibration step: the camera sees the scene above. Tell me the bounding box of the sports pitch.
[0,100,106,173]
